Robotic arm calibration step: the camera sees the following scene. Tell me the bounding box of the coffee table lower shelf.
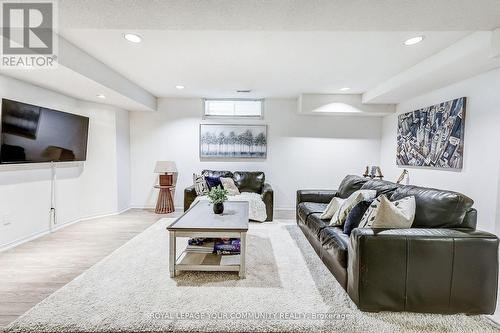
[176,252,241,273]
[169,230,247,278]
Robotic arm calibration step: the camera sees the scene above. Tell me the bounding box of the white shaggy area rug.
[6,218,499,333]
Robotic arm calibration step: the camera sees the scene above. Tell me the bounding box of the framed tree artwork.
[199,124,267,159]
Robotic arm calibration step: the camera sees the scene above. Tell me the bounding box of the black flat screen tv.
[0,99,89,164]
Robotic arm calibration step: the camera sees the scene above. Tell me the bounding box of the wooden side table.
[154,185,175,214]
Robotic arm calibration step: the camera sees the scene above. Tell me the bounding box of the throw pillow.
[330,190,377,226]
[359,194,416,229]
[205,176,222,190]
[343,200,372,235]
[193,173,209,196]
[319,197,345,220]
[221,177,240,196]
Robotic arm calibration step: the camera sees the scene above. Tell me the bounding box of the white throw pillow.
[320,197,345,220]
[193,173,209,196]
[330,190,377,226]
[359,194,416,229]
[220,177,240,196]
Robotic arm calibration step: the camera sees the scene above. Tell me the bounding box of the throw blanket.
[192,192,267,222]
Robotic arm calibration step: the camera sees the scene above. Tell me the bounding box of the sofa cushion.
[361,179,401,197]
[297,202,328,223]
[193,173,209,196]
[343,200,372,236]
[202,170,233,179]
[331,190,377,226]
[390,185,473,228]
[359,194,416,229]
[205,175,224,189]
[319,227,349,268]
[220,177,240,195]
[233,171,265,193]
[337,175,369,199]
[319,197,345,220]
[462,208,477,230]
[305,213,329,237]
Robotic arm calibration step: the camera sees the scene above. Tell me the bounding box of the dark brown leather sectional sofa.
[184,170,273,221]
[297,175,499,314]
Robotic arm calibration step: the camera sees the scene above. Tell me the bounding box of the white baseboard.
[275,207,295,212]
[129,205,184,211]
[273,208,295,220]
[129,205,155,209]
[0,207,132,252]
[130,206,294,213]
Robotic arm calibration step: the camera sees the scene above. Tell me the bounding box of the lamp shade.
[154,161,177,173]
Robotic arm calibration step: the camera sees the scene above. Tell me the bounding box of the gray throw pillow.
[221,177,240,196]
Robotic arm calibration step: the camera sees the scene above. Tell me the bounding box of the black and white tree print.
[200,125,267,158]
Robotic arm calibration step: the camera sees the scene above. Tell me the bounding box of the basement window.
[203,99,264,118]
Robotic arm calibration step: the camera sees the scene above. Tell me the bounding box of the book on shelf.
[214,239,240,255]
[220,255,240,266]
[215,249,240,255]
[188,238,211,246]
[186,241,215,254]
[186,238,242,255]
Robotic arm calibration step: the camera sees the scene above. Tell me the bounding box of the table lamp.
[154,161,177,186]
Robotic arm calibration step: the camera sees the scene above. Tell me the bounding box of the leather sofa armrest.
[296,190,337,207]
[348,227,499,314]
[261,183,273,221]
[184,185,197,211]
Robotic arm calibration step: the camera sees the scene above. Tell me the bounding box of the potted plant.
[207,186,229,214]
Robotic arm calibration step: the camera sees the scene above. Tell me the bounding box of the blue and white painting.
[397,97,466,169]
[200,124,267,159]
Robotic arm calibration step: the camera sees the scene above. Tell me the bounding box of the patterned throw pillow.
[331,190,377,226]
[221,177,240,196]
[359,194,416,229]
[343,200,373,235]
[320,197,345,220]
[193,173,209,196]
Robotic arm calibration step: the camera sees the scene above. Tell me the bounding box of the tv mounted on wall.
[0,99,89,164]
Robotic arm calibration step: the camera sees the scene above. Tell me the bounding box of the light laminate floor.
[0,209,180,331]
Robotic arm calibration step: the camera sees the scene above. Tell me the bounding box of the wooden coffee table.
[167,201,249,278]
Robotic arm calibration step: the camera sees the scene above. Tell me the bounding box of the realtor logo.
[1,0,57,68]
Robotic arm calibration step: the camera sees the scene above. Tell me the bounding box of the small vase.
[213,202,224,214]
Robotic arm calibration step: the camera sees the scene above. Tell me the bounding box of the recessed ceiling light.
[404,36,424,46]
[175,85,185,90]
[339,87,350,91]
[96,94,106,99]
[124,33,142,43]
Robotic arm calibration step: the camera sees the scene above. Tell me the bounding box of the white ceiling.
[1,65,153,111]
[3,0,500,110]
[58,0,500,31]
[60,30,470,98]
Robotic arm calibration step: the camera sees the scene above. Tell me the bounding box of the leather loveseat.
[185,170,273,221]
[297,175,498,314]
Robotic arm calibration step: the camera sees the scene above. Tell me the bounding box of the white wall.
[0,75,131,248]
[130,98,382,210]
[379,68,500,234]
[115,109,131,211]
